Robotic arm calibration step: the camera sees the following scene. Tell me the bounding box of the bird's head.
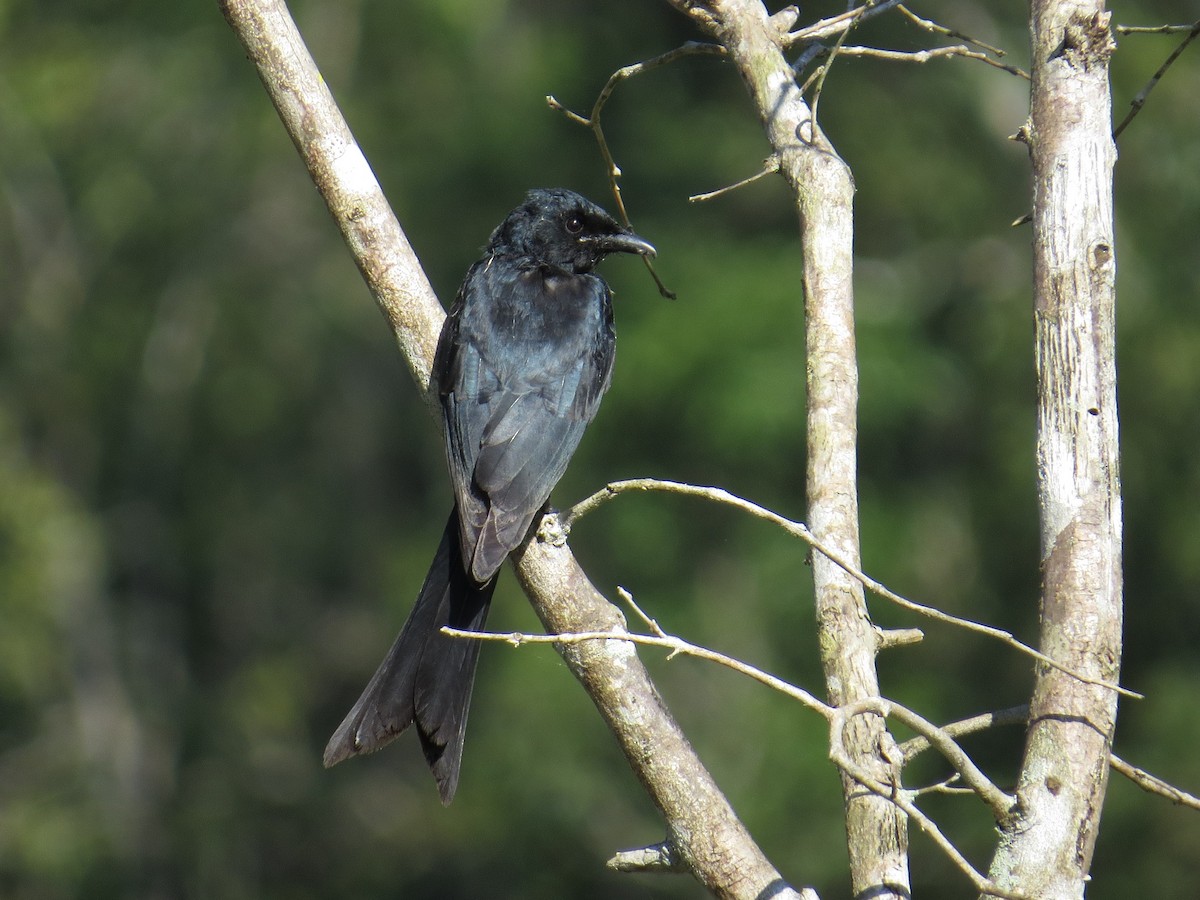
[488,188,656,274]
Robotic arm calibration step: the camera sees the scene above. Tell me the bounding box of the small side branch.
[898,705,1029,763]
[1111,753,1200,811]
[784,0,905,47]
[440,618,834,721]
[565,478,1140,700]
[1112,20,1200,138]
[548,42,726,299]
[834,698,1016,823]
[828,706,1031,900]
[896,4,1009,58]
[689,155,780,203]
[608,840,689,873]
[1116,22,1200,35]
[831,44,1029,79]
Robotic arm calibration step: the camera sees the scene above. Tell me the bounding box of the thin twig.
[805,3,862,120]
[689,155,781,203]
[564,478,1142,700]
[837,698,1016,822]
[549,42,725,299]
[834,44,1029,79]
[1111,753,1200,811]
[784,0,905,47]
[1116,22,1200,35]
[911,775,976,798]
[897,4,1009,58]
[899,705,1029,762]
[440,624,835,720]
[1113,20,1200,138]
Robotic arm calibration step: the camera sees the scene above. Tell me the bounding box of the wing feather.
[436,259,615,583]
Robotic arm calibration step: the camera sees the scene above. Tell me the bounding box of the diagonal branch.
[1110,753,1200,811]
[898,705,1030,762]
[566,477,1139,699]
[828,716,1032,900]
[835,698,1016,823]
[218,1,805,897]
[1112,20,1200,138]
[896,4,1010,58]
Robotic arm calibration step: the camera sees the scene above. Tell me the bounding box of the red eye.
[565,215,583,235]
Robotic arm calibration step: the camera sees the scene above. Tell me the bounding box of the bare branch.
[1111,753,1200,811]
[987,5,1123,893]
[804,7,858,119]
[899,705,1029,763]
[547,42,724,298]
[784,0,905,47]
[1116,21,1200,35]
[911,775,976,798]
[608,840,689,873]
[566,478,1141,699]
[670,4,910,891]
[828,707,1032,900]
[875,626,924,650]
[440,616,834,721]
[1113,20,1200,138]
[835,698,1016,823]
[689,155,780,202]
[833,44,1029,79]
[791,5,1028,86]
[896,4,1010,58]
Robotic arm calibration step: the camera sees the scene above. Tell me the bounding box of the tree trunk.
[668,2,911,896]
[987,3,1122,896]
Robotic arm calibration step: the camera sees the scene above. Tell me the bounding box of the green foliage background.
[2,1,1198,897]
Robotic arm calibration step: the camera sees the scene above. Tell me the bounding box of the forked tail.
[323,511,495,804]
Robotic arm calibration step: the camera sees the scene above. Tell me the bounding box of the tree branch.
[566,478,1138,699]
[1110,753,1200,812]
[834,698,1016,824]
[895,4,1011,58]
[444,580,834,719]
[830,44,1029,79]
[217,0,444,402]
[898,706,1029,763]
[1112,20,1200,138]
[667,2,910,895]
[219,1,804,896]
[828,707,1033,900]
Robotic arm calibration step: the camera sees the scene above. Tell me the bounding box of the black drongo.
[323,188,655,803]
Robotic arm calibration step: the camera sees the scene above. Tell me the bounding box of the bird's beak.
[590,230,656,258]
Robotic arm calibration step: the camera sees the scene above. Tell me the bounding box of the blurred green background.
[2,1,1198,897]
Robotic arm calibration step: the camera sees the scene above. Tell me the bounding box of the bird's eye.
[564,215,584,235]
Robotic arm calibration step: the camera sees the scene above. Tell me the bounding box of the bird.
[323,188,656,803]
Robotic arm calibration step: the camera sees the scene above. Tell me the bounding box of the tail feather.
[323,511,495,805]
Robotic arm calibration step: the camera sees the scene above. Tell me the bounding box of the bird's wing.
[437,261,615,583]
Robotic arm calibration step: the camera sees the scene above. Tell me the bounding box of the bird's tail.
[323,511,495,804]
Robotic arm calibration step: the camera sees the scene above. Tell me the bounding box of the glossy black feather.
[323,189,654,803]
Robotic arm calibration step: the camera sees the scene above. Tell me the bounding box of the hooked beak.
[589,230,657,258]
